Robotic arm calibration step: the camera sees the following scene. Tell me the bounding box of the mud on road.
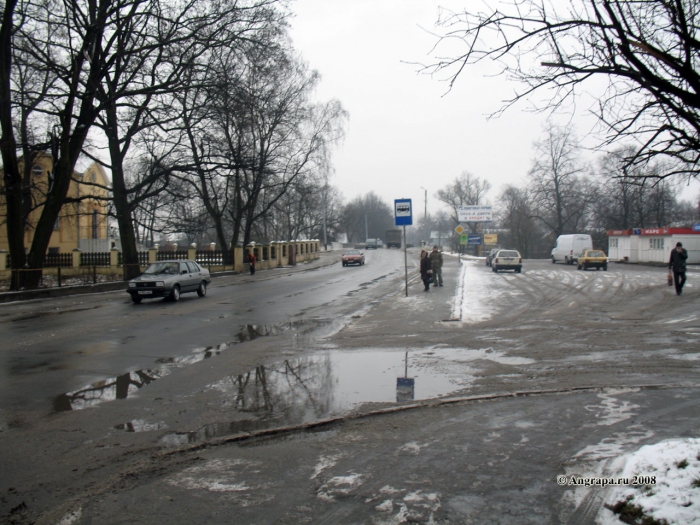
[2,257,700,524]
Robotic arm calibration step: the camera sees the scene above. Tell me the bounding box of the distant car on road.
[365,238,378,249]
[376,239,384,248]
[492,250,523,273]
[485,248,499,267]
[341,249,365,266]
[127,260,211,304]
[578,250,608,271]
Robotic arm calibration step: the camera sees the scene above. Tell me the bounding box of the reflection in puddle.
[54,321,335,412]
[114,419,167,432]
[159,347,523,446]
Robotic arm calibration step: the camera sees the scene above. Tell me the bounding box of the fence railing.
[117,251,149,266]
[156,250,188,261]
[195,250,234,266]
[81,252,111,267]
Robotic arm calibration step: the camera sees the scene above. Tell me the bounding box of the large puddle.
[53,320,338,412]
[51,319,535,445]
[157,347,534,446]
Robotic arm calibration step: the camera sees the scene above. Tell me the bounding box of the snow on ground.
[452,259,503,322]
[596,438,700,525]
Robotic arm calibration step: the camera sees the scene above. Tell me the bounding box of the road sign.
[459,234,469,245]
[455,225,464,234]
[468,234,482,245]
[394,199,412,226]
[457,205,492,222]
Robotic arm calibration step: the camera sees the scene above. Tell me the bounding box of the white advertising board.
[457,205,492,222]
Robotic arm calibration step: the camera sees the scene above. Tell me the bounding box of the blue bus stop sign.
[395,199,412,226]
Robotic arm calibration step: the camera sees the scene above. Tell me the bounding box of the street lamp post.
[420,187,428,246]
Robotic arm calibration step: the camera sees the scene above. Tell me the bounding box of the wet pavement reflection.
[54,321,335,412]
[158,347,527,445]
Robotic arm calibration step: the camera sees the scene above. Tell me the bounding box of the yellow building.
[0,153,111,254]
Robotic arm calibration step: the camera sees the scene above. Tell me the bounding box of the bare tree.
[435,171,491,236]
[527,124,593,239]
[497,185,542,258]
[2,0,115,288]
[341,192,394,243]
[426,0,700,181]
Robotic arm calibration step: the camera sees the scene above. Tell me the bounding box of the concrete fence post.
[110,248,120,269]
[0,250,8,271]
[188,247,197,261]
[148,248,157,264]
[72,248,81,268]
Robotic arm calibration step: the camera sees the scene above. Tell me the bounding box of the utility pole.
[365,214,368,240]
[420,187,428,245]
[322,182,328,251]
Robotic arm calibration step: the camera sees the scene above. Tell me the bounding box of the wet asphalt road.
[0,249,408,421]
[2,252,700,524]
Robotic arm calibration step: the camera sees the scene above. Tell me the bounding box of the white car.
[492,250,523,273]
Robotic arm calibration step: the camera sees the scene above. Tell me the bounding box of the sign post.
[395,199,413,297]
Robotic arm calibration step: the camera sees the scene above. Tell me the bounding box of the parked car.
[485,248,499,266]
[577,250,608,271]
[341,249,365,266]
[376,239,384,248]
[127,260,211,303]
[492,250,523,273]
[551,234,593,265]
[365,238,378,249]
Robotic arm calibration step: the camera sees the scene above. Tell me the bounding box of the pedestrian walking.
[420,250,432,292]
[429,245,443,287]
[247,251,257,275]
[669,242,688,295]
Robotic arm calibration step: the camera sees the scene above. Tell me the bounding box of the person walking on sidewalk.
[429,245,443,287]
[247,251,257,275]
[669,242,688,295]
[420,250,432,292]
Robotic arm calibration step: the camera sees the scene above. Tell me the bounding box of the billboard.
[484,234,498,244]
[457,205,492,222]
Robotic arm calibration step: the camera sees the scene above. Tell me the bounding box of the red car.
[341,249,365,266]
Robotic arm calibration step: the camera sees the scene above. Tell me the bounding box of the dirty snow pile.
[598,438,700,525]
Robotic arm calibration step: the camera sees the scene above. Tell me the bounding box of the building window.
[610,238,618,248]
[92,210,99,239]
[650,238,664,250]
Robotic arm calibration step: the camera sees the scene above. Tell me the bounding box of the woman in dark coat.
[420,249,432,292]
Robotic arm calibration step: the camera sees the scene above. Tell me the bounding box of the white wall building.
[608,228,700,264]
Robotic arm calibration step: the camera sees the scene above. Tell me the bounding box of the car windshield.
[588,251,605,257]
[366,239,376,243]
[498,251,519,258]
[345,250,360,255]
[144,262,180,275]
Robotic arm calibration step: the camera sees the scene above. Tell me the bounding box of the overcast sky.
[288,0,700,218]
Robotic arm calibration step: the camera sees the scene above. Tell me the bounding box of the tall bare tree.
[426,0,700,181]
[527,124,592,239]
[435,171,491,234]
[1,0,115,288]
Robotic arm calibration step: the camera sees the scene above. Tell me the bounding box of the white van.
[551,234,593,265]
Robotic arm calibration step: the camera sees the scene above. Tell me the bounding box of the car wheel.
[197,281,207,297]
[552,257,556,264]
[516,268,521,273]
[131,295,142,304]
[171,285,180,302]
[492,266,497,272]
[603,265,608,271]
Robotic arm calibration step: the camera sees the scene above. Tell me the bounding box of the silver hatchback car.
[491,250,523,273]
[127,260,211,303]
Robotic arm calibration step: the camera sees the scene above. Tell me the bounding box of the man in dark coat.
[429,245,443,287]
[420,250,432,292]
[669,242,688,295]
